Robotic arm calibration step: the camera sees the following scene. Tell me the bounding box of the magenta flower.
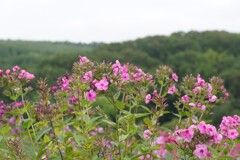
[86,89,96,102]
[198,121,207,134]
[145,94,151,104]
[227,129,239,140]
[61,78,69,90]
[121,73,130,81]
[206,124,217,136]
[168,86,177,95]
[79,56,89,64]
[181,95,189,103]
[196,74,206,87]
[193,144,211,159]
[12,66,20,72]
[172,73,178,82]
[0,69,3,76]
[143,129,152,139]
[95,78,109,91]
[68,96,79,104]
[82,71,93,82]
[182,128,194,142]
[5,69,11,75]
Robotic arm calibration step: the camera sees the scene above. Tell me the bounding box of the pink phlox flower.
[121,73,130,82]
[224,92,229,100]
[208,94,217,102]
[196,102,206,111]
[95,78,109,91]
[182,126,195,142]
[207,84,213,93]
[192,87,199,94]
[61,77,69,90]
[0,69,3,76]
[196,74,206,87]
[145,94,151,104]
[189,103,196,107]
[181,95,189,103]
[227,129,239,140]
[206,124,217,137]
[198,121,207,134]
[86,89,97,101]
[18,69,35,81]
[213,133,223,144]
[5,69,11,75]
[193,144,211,159]
[12,66,20,72]
[168,86,177,95]
[68,96,79,104]
[79,56,89,64]
[153,90,158,96]
[82,71,92,82]
[143,129,153,139]
[172,73,178,82]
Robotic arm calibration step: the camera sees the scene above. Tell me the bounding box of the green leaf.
[116,100,124,110]
[0,135,3,142]
[1,125,11,135]
[36,127,52,142]
[119,134,129,141]
[113,91,121,101]
[102,119,116,127]
[165,152,174,160]
[23,118,34,129]
[81,99,89,107]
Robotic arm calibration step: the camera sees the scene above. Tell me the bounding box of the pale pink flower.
[193,144,211,159]
[145,94,151,104]
[189,103,196,107]
[213,133,222,144]
[86,89,96,101]
[143,129,153,139]
[181,95,189,103]
[209,95,217,102]
[172,73,178,82]
[168,86,177,95]
[95,78,109,91]
[227,129,239,140]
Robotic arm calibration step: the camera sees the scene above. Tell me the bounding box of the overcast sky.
[0,0,240,43]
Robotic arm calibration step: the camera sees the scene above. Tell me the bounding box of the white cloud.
[0,0,240,43]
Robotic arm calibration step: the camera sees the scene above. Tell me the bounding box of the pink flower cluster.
[0,100,6,119]
[18,69,35,81]
[141,131,176,159]
[220,115,240,140]
[0,66,35,82]
[112,60,130,82]
[174,122,222,144]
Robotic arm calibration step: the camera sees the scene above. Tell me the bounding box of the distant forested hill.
[0,31,240,122]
